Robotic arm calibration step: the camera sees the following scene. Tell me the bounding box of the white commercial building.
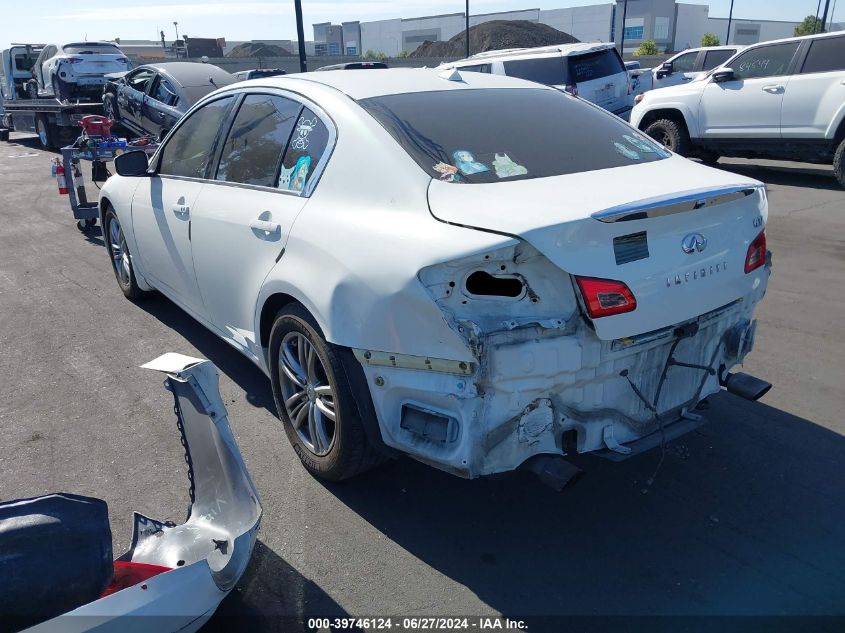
[314,1,842,58]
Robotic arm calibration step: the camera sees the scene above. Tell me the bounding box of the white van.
[439,43,632,119]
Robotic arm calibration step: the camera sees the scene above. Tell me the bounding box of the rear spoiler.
[591,184,762,223]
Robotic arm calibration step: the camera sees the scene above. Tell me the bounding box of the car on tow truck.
[29,41,130,102]
[98,69,772,486]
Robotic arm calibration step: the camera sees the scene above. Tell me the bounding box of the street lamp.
[726,0,734,45]
[465,0,470,59]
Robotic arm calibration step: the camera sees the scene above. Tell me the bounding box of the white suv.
[439,43,632,119]
[30,42,130,102]
[631,31,845,188]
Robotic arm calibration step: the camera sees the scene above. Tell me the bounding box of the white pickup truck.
[631,31,845,188]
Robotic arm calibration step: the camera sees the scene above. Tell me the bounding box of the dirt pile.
[411,20,579,58]
[226,42,293,58]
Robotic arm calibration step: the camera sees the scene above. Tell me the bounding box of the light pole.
[173,21,180,58]
[465,0,470,59]
[815,0,823,32]
[726,0,734,45]
[294,0,307,72]
[618,0,628,57]
[821,0,832,31]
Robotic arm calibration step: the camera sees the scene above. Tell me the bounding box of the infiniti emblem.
[682,233,707,254]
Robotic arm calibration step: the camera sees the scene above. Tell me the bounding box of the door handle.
[171,203,190,217]
[249,218,281,233]
[762,84,784,93]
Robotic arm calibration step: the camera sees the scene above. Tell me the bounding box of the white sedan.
[99,69,771,485]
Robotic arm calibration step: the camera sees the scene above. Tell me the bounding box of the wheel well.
[259,293,300,350]
[638,108,688,133]
[834,118,845,145]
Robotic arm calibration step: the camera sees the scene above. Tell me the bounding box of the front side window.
[216,94,301,188]
[158,96,234,179]
[361,88,668,185]
[731,42,800,80]
[801,36,845,74]
[127,69,154,92]
[568,49,625,83]
[151,76,178,107]
[503,57,567,86]
[703,49,734,71]
[278,107,331,195]
[671,51,698,73]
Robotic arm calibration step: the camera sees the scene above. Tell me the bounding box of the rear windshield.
[568,49,625,83]
[63,44,122,55]
[503,57,566,85]
[360,88,669,184]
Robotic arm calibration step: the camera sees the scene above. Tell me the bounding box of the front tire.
[104,207,148,300]
[269,304,382,481]
[644,118,691,156]
[834,137,845,189]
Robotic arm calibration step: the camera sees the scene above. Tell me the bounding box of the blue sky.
[0,0,835,49]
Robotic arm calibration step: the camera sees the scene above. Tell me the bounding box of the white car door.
[654,50,699,89]
[698,41,801,139]
[189,93,332,356]
[780,35,845,139]
[131,95,236,315]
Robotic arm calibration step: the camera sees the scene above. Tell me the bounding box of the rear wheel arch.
[637,107,689,133]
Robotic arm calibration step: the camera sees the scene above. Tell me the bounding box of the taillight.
[67,57,84,64]
[101,561,171,597]
[564,84,578,96]
[744,230,767,274]
[575,276,637,319]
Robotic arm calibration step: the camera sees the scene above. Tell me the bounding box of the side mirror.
[114,150,149,177]
[655,62,672,80]
[712,67,735,83]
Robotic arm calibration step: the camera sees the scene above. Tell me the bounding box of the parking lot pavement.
[1,133,844,629]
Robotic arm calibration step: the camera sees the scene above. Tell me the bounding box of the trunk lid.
[427,156,768,340]
[72,54,128,76]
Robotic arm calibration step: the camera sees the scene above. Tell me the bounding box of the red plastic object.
[575,276,637,319]
[101,561,171,597]
[55,162,68,195]
[78,115,113,137]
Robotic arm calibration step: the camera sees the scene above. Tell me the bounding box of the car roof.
[138,62,234,87]
[739,28,845,48]
[236,67,554,101]
[454,42,616,62]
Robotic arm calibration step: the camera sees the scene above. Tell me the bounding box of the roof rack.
[467,47,526,59]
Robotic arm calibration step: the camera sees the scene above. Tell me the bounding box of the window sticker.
[291,116,317,151]
[613,142,641,160]
[492,153,528,178]
[289,155,311,193]
[433,161,460,182]
[453,150,489,175]
[623,134,660,155]
[278,164,294,189]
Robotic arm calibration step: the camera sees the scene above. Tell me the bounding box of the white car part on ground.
[25,354,262,633]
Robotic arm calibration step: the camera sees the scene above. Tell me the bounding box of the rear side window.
[361,88,668,185]
[457,64,491,73]
[801,36,845,74]
[503,57,567,86]
[568,49,624,83]
[158,96,234,179]
[216,94,301,188]
[278,107,331,195]
[731,42,800,79]
[703,49,734,70]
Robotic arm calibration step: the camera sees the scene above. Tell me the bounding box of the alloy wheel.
[278,331,337,456]
[108,216,131,287]
[37,119,48,147]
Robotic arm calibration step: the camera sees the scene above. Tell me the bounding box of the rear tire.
[0,129,8,142]
[644,118,691,156]
[834,138,845,189]
[698,150,720,166]
[104,207,148,300]
[269,303,383,481]
[51,75,69,103]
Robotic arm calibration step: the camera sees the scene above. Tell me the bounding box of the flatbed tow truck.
[1,44,104,149]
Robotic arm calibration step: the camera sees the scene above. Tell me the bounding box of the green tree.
[634,40,659,57]
[398,50,411,58]
[701,32,720,47]
[363,49,377,59]
[376,51,388,61]
[794,15,825,36]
